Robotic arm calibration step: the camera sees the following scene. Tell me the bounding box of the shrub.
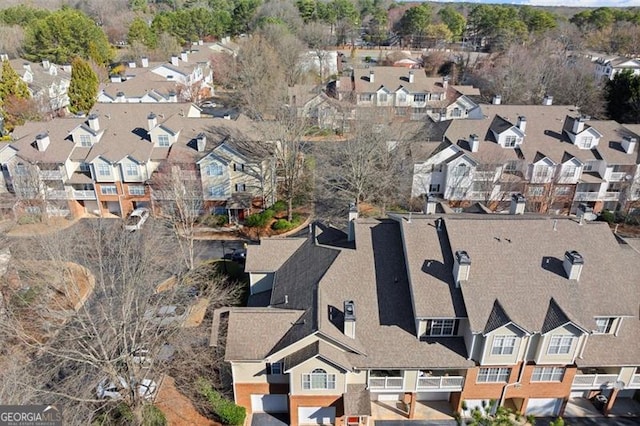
[272,219,292,231]
[272,200,287,213]
[17,214,40,225]
[244,209,274,228]
[599,209,615,224]
[142,405,167,426]
[197,378,246,426]
[199,214,227,227]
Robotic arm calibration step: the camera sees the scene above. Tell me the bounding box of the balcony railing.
[609,172,627,181]
[39,170,63,180]
[46,190,68,199]
[574,192,600,201]
[629,374,640,388]
[368,377,404,389]
[417,376,464,390]
[602,192,621,200]
[72,190,97,200]
[572,374,619,389]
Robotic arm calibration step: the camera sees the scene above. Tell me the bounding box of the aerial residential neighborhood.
[0,1,639,426]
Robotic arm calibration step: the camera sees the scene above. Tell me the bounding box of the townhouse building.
[6,57,71,114]
[411,104,640,214]
[214,206,640,425]
[594,56,640,80]
[0,104,273,219]
[330,67,480,123]
[99,45,214,104]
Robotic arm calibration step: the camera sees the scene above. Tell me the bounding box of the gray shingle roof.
[442,105,640,167]
[245,238,306,272]
[284,340,351,372]
[224,308,305,361]
[440,216,640,335]
[344,384,371,416]
[483,300,512,335]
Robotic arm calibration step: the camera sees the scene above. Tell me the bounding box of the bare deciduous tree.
[0,220,241,425]
[151,162,204,270]
[299,22,337,83]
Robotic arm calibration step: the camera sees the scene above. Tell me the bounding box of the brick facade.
[234,383,290,415]
[457,363,577,415]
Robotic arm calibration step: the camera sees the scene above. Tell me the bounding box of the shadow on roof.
[371,221,415,335]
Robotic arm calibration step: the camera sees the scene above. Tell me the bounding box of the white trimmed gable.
[70,125,103,147]
[493,126,525,149]
[149,125,179,147]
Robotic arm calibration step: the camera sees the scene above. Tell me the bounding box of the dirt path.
[156,375,219,426]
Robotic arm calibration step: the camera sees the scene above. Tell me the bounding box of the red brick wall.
[457,363,576,415]
[234,383,290,415]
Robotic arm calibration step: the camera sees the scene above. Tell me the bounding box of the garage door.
[251,394,288,413]
[526,398,563,416]
[298,407,336,425]
[376,393,402,401]
[417,392,450,401]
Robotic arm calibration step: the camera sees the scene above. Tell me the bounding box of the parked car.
[96,376,157,400]
[124,208,150,231]
[224,248,246,264]
[200,100,217,108]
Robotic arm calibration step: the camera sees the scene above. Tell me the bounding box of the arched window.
[302,368,336,390]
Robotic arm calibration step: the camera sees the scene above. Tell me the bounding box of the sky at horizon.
[425,0,640,7]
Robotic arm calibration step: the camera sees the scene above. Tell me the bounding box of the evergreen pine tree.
[0,60,31,101]
[68,57,99,115]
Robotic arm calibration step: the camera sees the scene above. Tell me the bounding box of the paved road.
[194,239,246,264]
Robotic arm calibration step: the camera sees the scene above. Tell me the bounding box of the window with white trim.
[128,185,145,195]
[504,161,518,173]
[547,335,574,355]
[268,362,283,375]
[452,108,461,118]
[79,134,92,147]
[302,368,335,390]
[583,161,596,172]
[477,367,511,383]
[414,94,426,102]
[578,136,593,149]
[427,319,457,336]
[205,164,223,176]
[532,367,565,382]
[359,94,373,102]
[397,93,407,103]
[562,165,576,177]
[233,163,245,172]
[158,134,170,147]
[378,93,388,103]
[534,166,550,179]
[452,164,470,178]
[555,186,572,196]
[209,186,225,197]
[491,335,517,355]
[504,135,517,147]
[100,185,117,195]
[595,317,615,334]
[79,162,91,172]
[235,183,246,192]
[125,163,139,177]
[528,186,544,196]
[98,164,111,177]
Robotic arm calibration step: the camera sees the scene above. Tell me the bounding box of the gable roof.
[284,340,352,372]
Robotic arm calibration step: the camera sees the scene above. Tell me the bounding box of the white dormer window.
[80,134,91,147]
[414,94,426,103]
[595,317,615,334]
[125,163,139,176]
[579,136,593,149]
[158,135,170,147]
[426,319,457,336]
[534,166,549,179]
[562,165,576,177]
[206,164,223,176]
[452,108,461,118]
[547,335,574,355]
[98,164,111,177]
[505,135,517,147]
[80,162,90,172]
[491,335,517,355]
[378,93,388,102]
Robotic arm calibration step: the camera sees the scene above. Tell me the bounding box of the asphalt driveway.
[251,413,288,426]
